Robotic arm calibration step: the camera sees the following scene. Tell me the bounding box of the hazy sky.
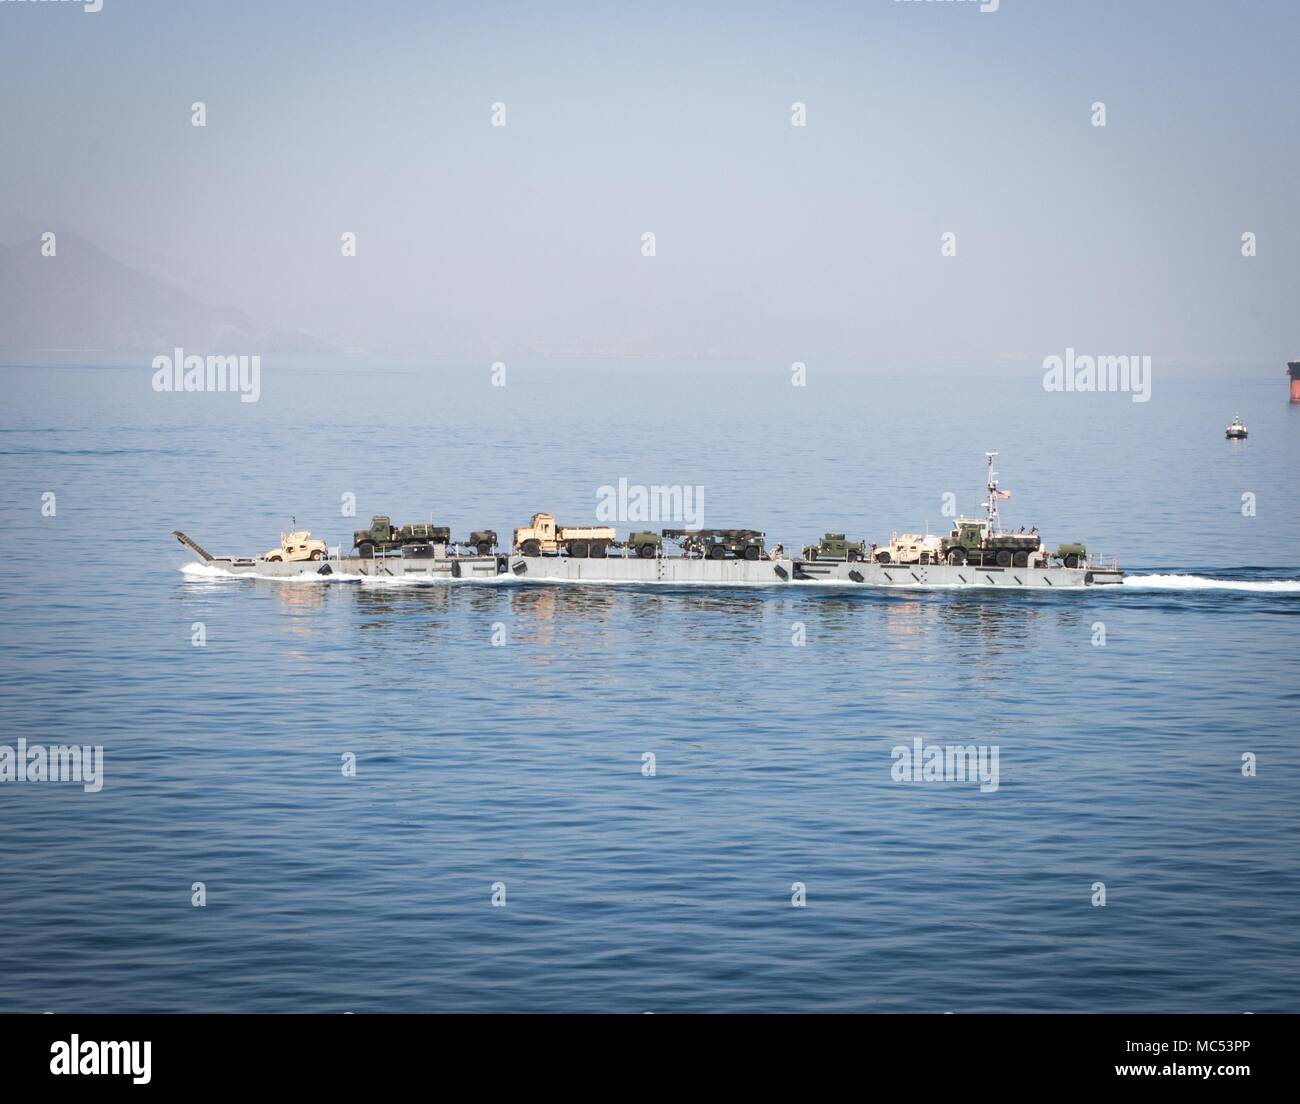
[2,0,1297,360]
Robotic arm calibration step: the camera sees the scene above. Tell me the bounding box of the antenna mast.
[984,451,1000,535]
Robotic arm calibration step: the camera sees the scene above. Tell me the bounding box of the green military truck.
[625,531,663,558]
[802,532,866,561]
[353,515,451,558]
[662,528,766,561]
[940,518,1042,568]
[1054,542,1088,569]
[464,530,498,555]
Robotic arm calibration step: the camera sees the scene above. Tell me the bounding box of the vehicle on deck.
[937,455,1065,568]
[873,532,943,565]
[464,530,498,555]
[264,524,327,562]
[1053,542,1087,569]
[802,533,866,561]
[353,515,451,558]
[941,520,1043,568]
[626,531,663,558]
[514,513,617,557]
[662,528,766,561]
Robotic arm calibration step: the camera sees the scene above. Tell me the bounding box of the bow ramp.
[172,531,214,563]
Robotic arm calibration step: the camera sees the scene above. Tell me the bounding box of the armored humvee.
[265,527,327,562]
[802,533,866,561]
[874,532,944,565]
[662,528,766,561]
[353,515,451,558]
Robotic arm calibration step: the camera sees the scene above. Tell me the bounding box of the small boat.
[1226,414,1248,439]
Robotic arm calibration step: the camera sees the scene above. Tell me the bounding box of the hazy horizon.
[3,0,1297,361]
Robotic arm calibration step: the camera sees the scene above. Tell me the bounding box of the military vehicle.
[936,454,1068,568]
[514,512,617,557]
[264,523,327,562]
[353,515,451,558]
[940,518,1042,567]
[626,531,663,558]
[874,532,944,565]
[1054,542,1087,569]
[464,530,498,555]
[662,528,766,561]
[802,533,866,561]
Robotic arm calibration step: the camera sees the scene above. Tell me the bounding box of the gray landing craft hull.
[508,555,1123,587]
[195,554,502,579]
[184,549,1123,588]
[507,555,795,584]
[792,559,1123,589]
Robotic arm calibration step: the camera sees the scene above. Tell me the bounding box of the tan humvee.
[265,529,328,562]
[875,532,945,565]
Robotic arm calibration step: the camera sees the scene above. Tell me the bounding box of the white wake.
[1121,574,1300,593]
[180,562,341,584]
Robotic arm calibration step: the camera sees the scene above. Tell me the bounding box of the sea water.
[0,355,1296,1011]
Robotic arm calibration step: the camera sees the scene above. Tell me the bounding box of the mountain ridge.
[0,233,335,355]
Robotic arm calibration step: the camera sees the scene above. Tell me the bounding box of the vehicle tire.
[309,549,324,561]
[996,550,1013,568]
[847,549,860,562]
[357,542,375,559]
[1013,551,1028,568]
[808,549,818,560]
[637,543,656,559]
[267,554,282,562]
[522,540,541,557]
[875,551,891,563]
[948,549,965,566]
[708,545,726,560]
[591,541,609,558]
[475,541,491,556]
[744,545,760,561]
[1064,553,1080,569]
[570,541,590,558]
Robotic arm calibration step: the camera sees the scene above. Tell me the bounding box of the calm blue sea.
[1,356,1297,1012]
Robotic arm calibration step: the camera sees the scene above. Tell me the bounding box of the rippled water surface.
[1,357,1297,1011]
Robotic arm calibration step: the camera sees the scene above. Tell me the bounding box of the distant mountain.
[0,233,335,355]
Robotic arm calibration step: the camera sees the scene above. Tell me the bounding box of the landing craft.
[172,454,1123,589]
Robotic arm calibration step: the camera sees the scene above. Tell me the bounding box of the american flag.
[995,490,1012,500]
